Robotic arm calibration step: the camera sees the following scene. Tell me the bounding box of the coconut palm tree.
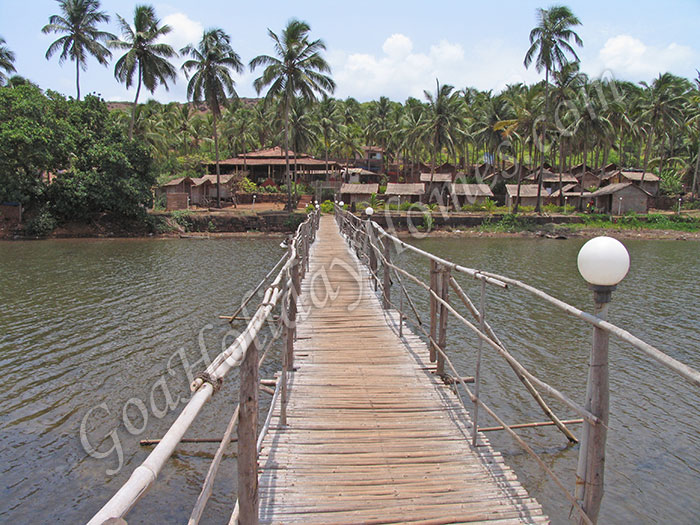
[315,95,341,179]
[0,36,16,85]
[41,0,115,100]
[524,4,583,211]
[288,97,319,195]
[180,28,243,208]
[110,4,178,140]
[250,19,335,211]
[637,73,689,192]
[419,80,464,178]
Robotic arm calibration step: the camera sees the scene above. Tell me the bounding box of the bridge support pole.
[288,257,300,372]
[429,261,438,362]
[382,240,391,309]
[435,266,450,376]
[576,286,612,524]
[238,338,259,525]
[368,225,378,291]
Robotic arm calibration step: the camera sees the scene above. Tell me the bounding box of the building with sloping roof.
[384,183,425,203]
[213,147,340,185]
[449,184,494,208]
[339,183,379,206]
[606,170,660,195]
[589,183,651,214]
[505,184,552,208]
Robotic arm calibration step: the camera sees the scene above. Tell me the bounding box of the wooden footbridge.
[88,208,700,525]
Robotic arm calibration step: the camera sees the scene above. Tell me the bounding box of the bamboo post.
[382,240,391,309]
[436,265,450,376]
[187,405,239,525]
[369,232,378,291]
[399,291,404,338]
[288,257,300,372]
[280,267,290,427]
[472,279,486,446]
[237,339,259,525]
[577,287,612,524]
[429,260,438,362]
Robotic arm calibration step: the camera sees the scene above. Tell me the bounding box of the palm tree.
[289,97,320,195]
[638,73,688,193]
[524,4,583,211]
[181,28,243,208]
[250,19,335,211]
[0,36,16,85]
[315,95,341,180]
[419,80,464,183]
[110,4,178,140]
[41,0,115,100]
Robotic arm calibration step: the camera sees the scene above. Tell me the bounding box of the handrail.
[87,209,320,525]
[334,204,700,524]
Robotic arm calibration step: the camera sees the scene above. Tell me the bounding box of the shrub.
[171,210,194,232]
[320,200,334,214]
[24,207,57,236]
[240,177,258,193]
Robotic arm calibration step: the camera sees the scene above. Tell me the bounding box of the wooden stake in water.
[472,279,486,447]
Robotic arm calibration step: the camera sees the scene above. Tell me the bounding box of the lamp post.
[575,236,630,524]
[252,194,257,212]
[678,197,682,215]
[339,201,344,209]
[617,196,622,216]
[565,196,568,214]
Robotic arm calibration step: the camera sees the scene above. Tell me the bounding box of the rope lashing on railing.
[193,372,223,393]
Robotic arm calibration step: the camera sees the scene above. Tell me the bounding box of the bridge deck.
[258,216,547,524]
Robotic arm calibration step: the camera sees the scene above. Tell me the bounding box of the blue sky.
[1,0,698,102]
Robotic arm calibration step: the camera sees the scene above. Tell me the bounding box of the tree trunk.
[692,143,700,198]
[535,68,550,213]
[579,136,588,211]
[514,150,523,213]
[618,124,625,167]
[213,111,221,208]
[641,123,655,189]
[558,138,564,206]
[76,60,81,101]
[284,101,292,211]
[128,63,142,141]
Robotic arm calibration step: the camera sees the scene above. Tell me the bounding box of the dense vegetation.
[0,85,154,234]
[1,2,699,235]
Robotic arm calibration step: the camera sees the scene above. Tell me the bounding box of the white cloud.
[330,34,541,101]
[382,34,413,58]
[597,34,695,78]
[161,13,203,52]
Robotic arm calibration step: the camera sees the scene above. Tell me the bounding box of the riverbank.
[3,208,699,241]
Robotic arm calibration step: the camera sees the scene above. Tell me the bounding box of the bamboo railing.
[87,210,320,525]
[335,205,700,525]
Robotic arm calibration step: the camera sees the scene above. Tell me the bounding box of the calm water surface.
[0,235,698,523]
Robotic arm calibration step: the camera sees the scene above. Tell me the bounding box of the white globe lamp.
[365,207,374,217]
[339,201,344,207]
[577,236,630,303]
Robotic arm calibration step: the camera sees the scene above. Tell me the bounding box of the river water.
[1,234,698,523]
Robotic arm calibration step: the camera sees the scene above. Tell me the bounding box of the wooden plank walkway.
[258,216,548,524]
